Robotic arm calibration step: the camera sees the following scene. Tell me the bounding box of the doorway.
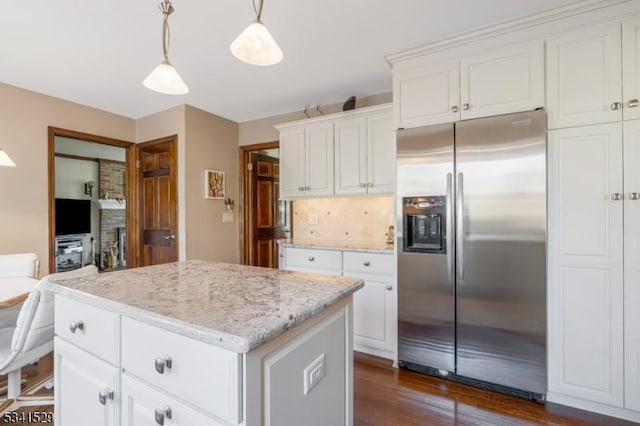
[240,142,290,267]
[136,136,179,266]
[47,127,135,273]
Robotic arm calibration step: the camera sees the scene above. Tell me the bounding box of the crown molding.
[385,0,630,66]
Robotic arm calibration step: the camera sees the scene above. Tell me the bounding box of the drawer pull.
[629,99,639,108]
[154,406,172,425]
[363,261,370,267]
[386,285,393,291]
[98,388,114,405]
[611,101,622,111]
[308,256,315,262]
[69,320,84,334]
[630,192,640,201]
[154,356,173,374]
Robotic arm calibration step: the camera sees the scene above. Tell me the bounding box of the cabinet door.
[305,122,334,197]
[625,119,640,410]
[334,116,368,196]
[54,337,119,426]
[393,62,459,129]
[367,111,395,195]
[279,127,306,199]
[346,273,395,357]
[623,16,640,121]
[460,40,544,120]
[548,124,624,407]
[121,375,224,426]
[547,23,622,129]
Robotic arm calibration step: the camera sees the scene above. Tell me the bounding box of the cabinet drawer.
[55,295,120,365]
[121,317,241,425]
[121,374,225,426]
[285,248,342,274]
[343,251,393,276]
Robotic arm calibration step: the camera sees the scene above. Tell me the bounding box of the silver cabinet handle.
[456,172,465,280]
[155,406,172,425]
[98,389,114,405]
[445,172,454,280]
[385,285,393,291]
[611,101,622,111]
[450,105,458,113]
[363,261,370,267]
[162,235,175,240]
[308,256,315,262]
[298,186,304,191]
[629,99,639,108]
[462,103,470,111]
[359,183,366,188]
[305,186,310,191]
[69,320,84,334]
[154,356,173,374]
[630,192,640,200]
[612,192,623,201]
[367,182,373,187]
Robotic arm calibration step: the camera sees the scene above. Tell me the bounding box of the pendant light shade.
[231,0,282,66]
[0,148,16,167]
[144,1,189,95]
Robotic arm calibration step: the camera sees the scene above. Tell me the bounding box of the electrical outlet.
[309,214,319,225]
[303,353,325,395]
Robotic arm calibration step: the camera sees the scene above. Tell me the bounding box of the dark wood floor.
[7,352,638,425]
[354,352,636,426]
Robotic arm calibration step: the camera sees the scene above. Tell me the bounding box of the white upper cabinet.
[547,23,623,129]
[548,123,624,407]
[624,119,640,411]
[393,62,460,128]
[460,40,544,120]
[279,122,333,199]
[334,108,395,196]
[624,16,640,121]
[392,40,544,129]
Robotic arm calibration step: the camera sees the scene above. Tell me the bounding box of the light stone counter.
[278,238,394,254]
[45,259,363,353]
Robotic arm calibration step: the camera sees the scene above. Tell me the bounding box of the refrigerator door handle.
[456,172,464,280]
[446,172,454,280]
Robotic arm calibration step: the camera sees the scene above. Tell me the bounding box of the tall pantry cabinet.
[547,14,640,418]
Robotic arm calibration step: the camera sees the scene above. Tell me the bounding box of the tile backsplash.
[292,196,394,242]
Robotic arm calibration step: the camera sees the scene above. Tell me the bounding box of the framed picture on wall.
[204,169,225,199]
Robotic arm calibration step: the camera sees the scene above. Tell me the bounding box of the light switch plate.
[303,353,325,395]
[309,214,319,225]
[223,212,234,223]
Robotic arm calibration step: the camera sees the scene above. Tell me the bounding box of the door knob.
[154,406,172,425]
[163,235,175,240]
[98,389,114,405]
[69,320,84,333]
[308,256,315,262]
[386,285,393,291]
[154,356,173,374]
[363,261,370,267]
[612,192,623,201]
[628,99,639,108]
[611,101,622,111]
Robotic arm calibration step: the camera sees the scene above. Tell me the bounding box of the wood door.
[139,140,177,266]
[547,123,624,407]
[251,153,288,268]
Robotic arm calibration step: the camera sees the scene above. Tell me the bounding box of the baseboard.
[353,344,395,362]
[547,392,640,423]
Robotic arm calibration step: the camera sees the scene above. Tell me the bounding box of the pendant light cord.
[252,0,264,22]
[159,0,174,61]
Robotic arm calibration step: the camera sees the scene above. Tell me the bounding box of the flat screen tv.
[55,198,91,236]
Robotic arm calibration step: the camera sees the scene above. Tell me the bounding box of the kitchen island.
[46,260,364,426]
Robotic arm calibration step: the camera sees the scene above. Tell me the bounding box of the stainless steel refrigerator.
[396,109,547,400]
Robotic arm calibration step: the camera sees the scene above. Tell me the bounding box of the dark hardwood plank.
[354,352,636,426]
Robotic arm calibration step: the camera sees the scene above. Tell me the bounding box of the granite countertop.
[278,238,394,254]
[44,260,363,354]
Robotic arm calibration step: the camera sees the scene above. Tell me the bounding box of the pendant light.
[143,0,189,95]
[230,0,283,66]
[0,148,16,167]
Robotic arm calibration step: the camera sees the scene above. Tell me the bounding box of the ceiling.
[2,0,583,122]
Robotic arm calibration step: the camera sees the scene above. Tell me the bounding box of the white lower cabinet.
[54,337,119,426]
[548,122,640,421]
[121,374,224,426]
[281,246,397,360]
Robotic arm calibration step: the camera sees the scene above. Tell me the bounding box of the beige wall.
[293,196,394,243]
[184,106,239,263]
[238,92,392,146]
[0,82,135,275]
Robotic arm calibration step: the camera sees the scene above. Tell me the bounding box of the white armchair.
[0,253,40,330]
[0,253,39,279]
[0,265,98,412]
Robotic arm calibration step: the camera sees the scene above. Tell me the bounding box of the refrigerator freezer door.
[397,124,455,372]
[454,109,547,394]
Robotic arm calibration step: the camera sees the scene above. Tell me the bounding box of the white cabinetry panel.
[548,124,624,407]
[279,128,306,199]
[305,123,334,197]
[623,16,640,121]
[547,23,623,129]
[334,117,368,196]
[624,119,640,410]
[367,111,395,194]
